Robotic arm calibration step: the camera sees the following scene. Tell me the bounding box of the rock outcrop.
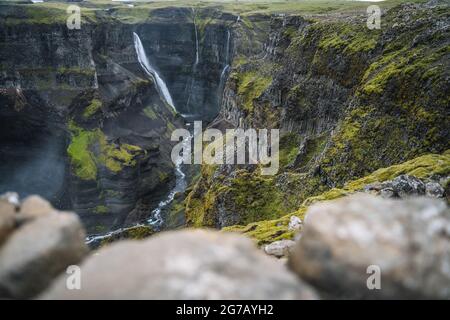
[0,195,88,299]
[41,230,317,300]
[289,194,450,299]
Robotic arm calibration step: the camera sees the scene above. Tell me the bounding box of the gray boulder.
[0,200,15,246]
[41,230,317,300]
[288,216,302,231]
[425,181,445,198]
[0,211,88,299]
[264,240,296,258]
[290,194,450,299]
[18,195,55,221]
[391,174,425,197]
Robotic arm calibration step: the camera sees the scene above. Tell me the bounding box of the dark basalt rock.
[0,6,234,234]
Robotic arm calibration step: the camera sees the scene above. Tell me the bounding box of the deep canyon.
[0,0,449,242]
[0,0,449,300]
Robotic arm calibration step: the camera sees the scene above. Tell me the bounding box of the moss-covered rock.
[67,121,142,180]
[224,150,450,245]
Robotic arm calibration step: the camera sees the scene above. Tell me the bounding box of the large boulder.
[0,196,88,299]
[41,230,317,300]
[18,195,55,221]
[289,194,450,299]
[0,198,15,245]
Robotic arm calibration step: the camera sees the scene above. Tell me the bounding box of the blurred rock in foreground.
[289,194,450,299]
[41,230,317,300]
[0,194,88,299]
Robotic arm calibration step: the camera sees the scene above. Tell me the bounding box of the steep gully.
[87,22,233,245]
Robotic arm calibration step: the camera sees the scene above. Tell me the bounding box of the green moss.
[235,71,272,112]
[317,22,380,54]
[125,225,154,240]
[143,106,158,120]
[67,121,142,179]
[67,122,98,181]
[224,150,450,245]
[279,132,300,168]
[83,98,102,119]
[94,205,108,214]
[362,45,448,95]
[223,218,295,246]
[346,150,450,190]
[99,225,154,247]
[229,172,285,225]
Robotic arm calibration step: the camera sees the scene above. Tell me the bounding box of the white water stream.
[133,32,176,111]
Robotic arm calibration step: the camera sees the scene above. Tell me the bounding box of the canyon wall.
[185,3,450,229]
[0,5,235,233]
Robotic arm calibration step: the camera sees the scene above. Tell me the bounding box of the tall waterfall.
[225,29,230,65]
[218,29,231,103]
[193,9,200,66]
[133,32,176,111]
[185,8,200,113]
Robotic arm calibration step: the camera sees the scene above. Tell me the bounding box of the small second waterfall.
[133,32,176,111]
[193,9,200,66]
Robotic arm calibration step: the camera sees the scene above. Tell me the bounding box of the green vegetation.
[143,106,158,120]
[224,150,450,245]
[232,71,272,112]
[67,121,142,180]
[316,22,380,54]
[67,121,98,181]
[362,45,449,95]
[94,205,108,214]
[99,225,154,247]
[279,132,300,168]
[0,0,430,26]
[83,98,102,118]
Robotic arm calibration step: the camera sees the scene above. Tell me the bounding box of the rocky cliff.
[185,2,450,231]
[0,4,236,233]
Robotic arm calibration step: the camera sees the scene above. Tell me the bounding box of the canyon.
[0,0,449,300]
[0,0,449,243]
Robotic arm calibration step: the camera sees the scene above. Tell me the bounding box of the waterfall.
[220,65,230,80]
[193,9,200,66]
[225,30,231,64]
[185,8,200,112]
[133,32,176,111]
[218,29,231,104]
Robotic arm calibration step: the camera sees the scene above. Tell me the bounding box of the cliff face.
[186,3,450,229]
[0,6,235,233]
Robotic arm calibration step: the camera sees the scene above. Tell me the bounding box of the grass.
[224,149,450,245]
[0,1,430,26]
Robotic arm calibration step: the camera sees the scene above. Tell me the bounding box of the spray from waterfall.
[133,32,176,111]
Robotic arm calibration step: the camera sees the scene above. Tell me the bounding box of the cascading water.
[87,27,232,245]
[133,32,176,111]
[218,29,231,103]
[193,8,200,66]
[147,136,190,228]
[85,33,189,245]
[185,8,200,112]
[225,29,230,64]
